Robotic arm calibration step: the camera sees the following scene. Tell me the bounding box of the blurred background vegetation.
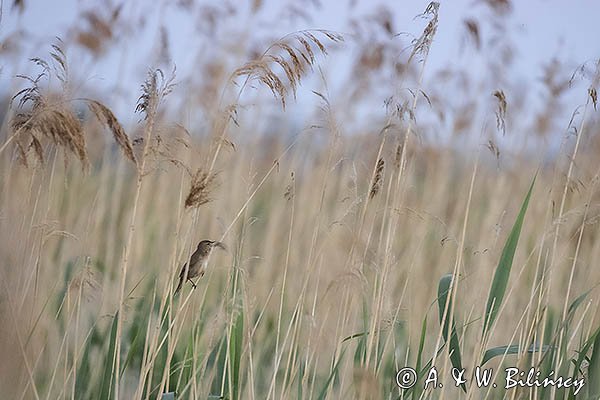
[1,1,600,399]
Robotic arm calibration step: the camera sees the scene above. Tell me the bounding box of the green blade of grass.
[567,289,593,317]
[437,274,464,391]
[100,311,119,400]
[120,298,149,378]
[316,349,346,400]
[402,338,448,398]
[588,327,600,399]
[297,357,305,400]
[411,315,428,400]
[481,344,551,366]
[482,176,535,338]
[207,334,227,397]
[228,311,244,400]
[74,326,100,399]
[568,325,600,400]
[341,331,368,343]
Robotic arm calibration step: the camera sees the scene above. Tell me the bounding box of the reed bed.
[1,1,600,399]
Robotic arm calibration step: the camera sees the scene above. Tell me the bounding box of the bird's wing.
[189,247,202,266]
[181,247,201,275]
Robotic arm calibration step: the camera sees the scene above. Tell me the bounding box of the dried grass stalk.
[369,158,385,199]
[185,169,217,208]
[589,87,598,111]
[284,172,295,201]
[233,30,343,109]
[464,19,480,50]
[29,135,44,164]
[87,100,136,165]
[409,2,440,63]
[9,40,89,169]
[394,142,403,170]
[493,90,507,135]
[136,68,175,119]
[11,106,88,168]
[15,137,29,167]
[486,139,500,159]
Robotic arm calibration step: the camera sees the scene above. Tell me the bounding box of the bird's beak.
[212,241,227,251]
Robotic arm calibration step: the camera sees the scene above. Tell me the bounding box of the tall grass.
[1,2,600,399]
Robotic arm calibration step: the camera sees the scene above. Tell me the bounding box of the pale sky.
[1,0,598,138]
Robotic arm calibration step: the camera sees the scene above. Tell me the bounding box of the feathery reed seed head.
[369,158,385,199]
[233,30,342,109]
[185,169,218,208]
[87,100,136,165]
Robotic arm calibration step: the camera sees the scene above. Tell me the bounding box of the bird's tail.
[174,274,184,295]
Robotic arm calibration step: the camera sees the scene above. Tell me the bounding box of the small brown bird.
[174,240,226,294]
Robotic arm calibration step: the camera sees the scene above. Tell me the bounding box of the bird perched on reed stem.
[174,240,226,294]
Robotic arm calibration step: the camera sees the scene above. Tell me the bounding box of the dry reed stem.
[114,68,170,399]
[0,269,41,400]
[363,2,439,371]
[549,74,597,375]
